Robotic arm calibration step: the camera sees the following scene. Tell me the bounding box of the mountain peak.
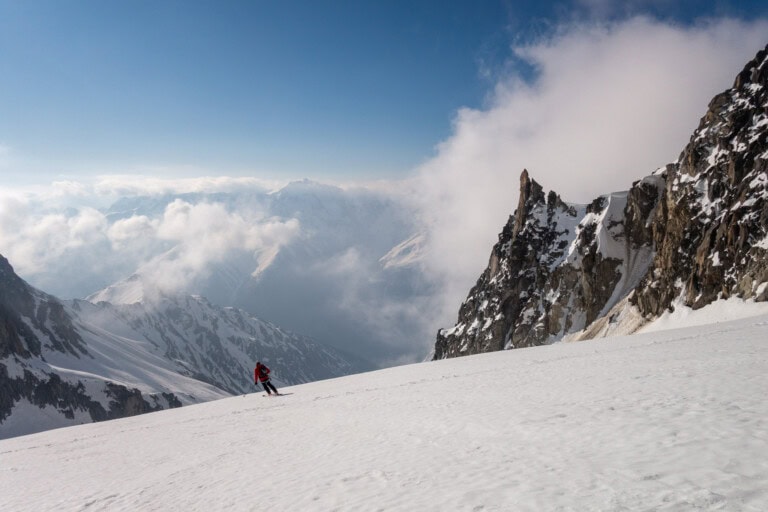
[733,43,767,89]
[277,178,341,196]
[0,253,87,361]
[518,169,545,207]
[513,169,546,236]
[0,254,25,291]
[435,44,768,360]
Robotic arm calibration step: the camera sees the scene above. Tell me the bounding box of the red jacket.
[255,363,271,383]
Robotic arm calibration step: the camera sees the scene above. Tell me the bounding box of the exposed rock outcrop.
[0,256,184,435]
[435,44,768,359]
[632,45,768,314]
[434,171,662,359]
[0,255,86,359]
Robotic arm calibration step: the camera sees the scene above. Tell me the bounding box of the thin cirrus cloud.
[412,17,768,329]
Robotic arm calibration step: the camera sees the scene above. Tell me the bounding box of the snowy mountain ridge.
[435,170,662,356]
[0,255,367,439]
[435,44,768,359]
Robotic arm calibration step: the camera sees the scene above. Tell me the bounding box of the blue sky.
[1,0,767,185]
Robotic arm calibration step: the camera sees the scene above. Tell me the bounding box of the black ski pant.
[261,380,278,394]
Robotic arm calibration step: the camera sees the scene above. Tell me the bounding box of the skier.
[254,361,279,396]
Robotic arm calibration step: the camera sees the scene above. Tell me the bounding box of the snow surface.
[639,297,768,333]
[2,311,768,511]
[380,233,426,269]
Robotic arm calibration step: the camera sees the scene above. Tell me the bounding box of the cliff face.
[435,45,768,360]
[0,255,86,359]
[632,46,768,314]
[0,255,181,437]
[434,171,662,359]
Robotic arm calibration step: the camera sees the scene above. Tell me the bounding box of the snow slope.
[75,295,370,394]
[1,281,368,439]
[1,309,767,511]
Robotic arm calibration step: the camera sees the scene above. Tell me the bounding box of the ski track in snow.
[1,313,768,511]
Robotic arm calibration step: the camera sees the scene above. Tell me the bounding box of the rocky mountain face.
[0,254,187,439]
[631,46,768,315]
[0,255,366,439]
[435,45,768,359]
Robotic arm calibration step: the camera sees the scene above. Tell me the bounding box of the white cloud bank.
[413,17,768,329]
[144,200,300,293]
[0,198,109,274]
[92,174,287,197]
[0,195,300,295]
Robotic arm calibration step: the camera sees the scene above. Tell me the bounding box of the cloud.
[0,174,302,297]
[50,180,91,198]
[107,215,159,250]
[574,0,683,18]
[139,199,301,294]
[413,16,768,329]
[0,171,289,205]
[0,199,110,275]
[0,189,301,298]
[93,174,287,197]
[290,245,437,365]
[155,200,297,253]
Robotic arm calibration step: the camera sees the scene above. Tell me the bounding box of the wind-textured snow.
[2,307,767,511]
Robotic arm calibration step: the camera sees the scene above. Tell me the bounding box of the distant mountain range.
[435,44,768,358]
[0,254,368,439]
[56,179,432,365]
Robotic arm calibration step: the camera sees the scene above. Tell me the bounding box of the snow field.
[1,312,767,511]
